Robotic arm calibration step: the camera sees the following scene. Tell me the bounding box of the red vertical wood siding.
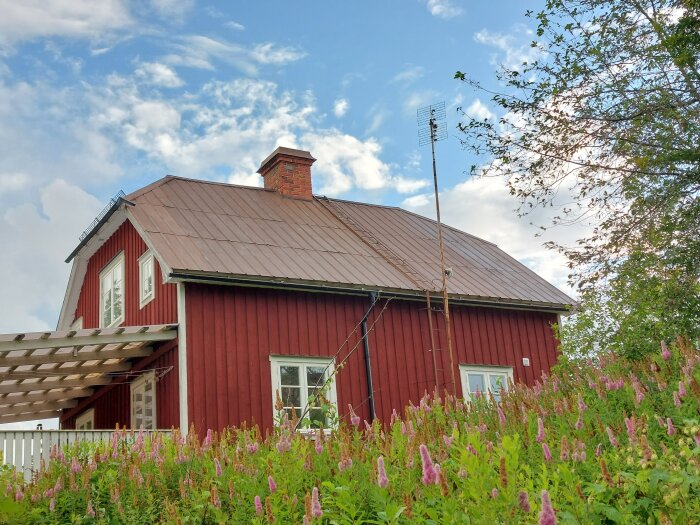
[73,220,177,329]
[185,283,559,434]
[62,220,179,429]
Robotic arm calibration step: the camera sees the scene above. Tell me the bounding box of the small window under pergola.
[0,324,177,425]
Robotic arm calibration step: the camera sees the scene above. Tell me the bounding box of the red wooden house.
[0,147,572,433]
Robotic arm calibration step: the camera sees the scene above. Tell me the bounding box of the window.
[99,252,125,328]
[138,250,155,307]
[269,356,337,430]
[131,371,156,430]
[76,409,94,430]
[459,365,513,402]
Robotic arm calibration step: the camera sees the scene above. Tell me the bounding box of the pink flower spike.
[492,488,499,499]
[203,429,213,449]
[311,487,323,518]
[70,457,81,474]
[348,404,361,427]
[673,391,682,408]
[419,444,439,485]
[667,418,676,436]
[539,490,557,525]
[86,500,96,518]
[518,491,531,512]
[377,456,389,488]
[661,341,671,360]
[254,495,263,515]
[606,427,619,448]
[268,475,277,493]
[497,405,506,426]
[678,381,687,398]
[536,417,546,443]
[542,442,552,462]
[574,414,583,431]
[595,443,602,457]
[577,394,587,413]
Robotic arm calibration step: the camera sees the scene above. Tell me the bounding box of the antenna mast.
[417,102,456,396]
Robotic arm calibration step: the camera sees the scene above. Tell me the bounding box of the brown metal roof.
[126,176,573,309]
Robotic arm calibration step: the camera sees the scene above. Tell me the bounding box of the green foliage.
[2,341,700,523]
[456,0,700,355]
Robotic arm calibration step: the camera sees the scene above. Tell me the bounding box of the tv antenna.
[417,101,456,396]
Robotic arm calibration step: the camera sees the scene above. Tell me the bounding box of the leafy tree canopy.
[456,0,700,356]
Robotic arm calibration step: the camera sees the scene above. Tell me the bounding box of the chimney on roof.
[257,147,316,200]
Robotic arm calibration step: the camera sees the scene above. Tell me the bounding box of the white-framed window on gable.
[269,356,337,430]
[76,408,95,430]
[131,371,157,430]
[138,250,155,308]
[460,365,513,402]
[99,252,125,328]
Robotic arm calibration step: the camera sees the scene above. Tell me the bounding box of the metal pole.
[429,113,457,396]
[361,292,377,421]
[425,290,439,390]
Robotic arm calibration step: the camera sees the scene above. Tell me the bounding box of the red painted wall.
[73,220,177,328]
[61,219,179,429]
[185,283,559,433]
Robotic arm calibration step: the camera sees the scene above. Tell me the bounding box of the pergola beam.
[0,347,152,367]
[0,410,62,425]
[1,400,78,417]
[0,362,132,381]
[0,377,113,395]
[0,326,176,353]
[0,388,94,406]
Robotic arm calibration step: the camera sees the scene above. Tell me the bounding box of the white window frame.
[138,250,156,308]
[99,252,125,328]
[130,371,157,430]
[459,364,513,402]
[75,408,95,430]
[269,355,337,431]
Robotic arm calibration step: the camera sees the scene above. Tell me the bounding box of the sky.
[0,0,584,429]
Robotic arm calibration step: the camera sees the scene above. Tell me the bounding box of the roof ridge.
[125,175,175,201]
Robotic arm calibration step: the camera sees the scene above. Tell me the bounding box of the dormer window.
[100,252,125,328]
[139,250,155,307]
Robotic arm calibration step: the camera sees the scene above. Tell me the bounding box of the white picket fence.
[0,430,171,481]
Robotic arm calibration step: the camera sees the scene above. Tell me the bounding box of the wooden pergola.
[0,324,177,424]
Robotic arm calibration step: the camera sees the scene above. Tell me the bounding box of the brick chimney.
[257,147,316,200]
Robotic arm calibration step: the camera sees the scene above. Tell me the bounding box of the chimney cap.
[257,146,316,175]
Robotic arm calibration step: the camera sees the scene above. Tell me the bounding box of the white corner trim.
[126,210,173,284]
[176,282,189,434]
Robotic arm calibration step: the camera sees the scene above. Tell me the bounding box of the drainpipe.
[362,292,377,422]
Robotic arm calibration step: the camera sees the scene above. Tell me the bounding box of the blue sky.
[0,0,583,344]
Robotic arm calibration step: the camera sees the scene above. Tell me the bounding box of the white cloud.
[135,62,184,88]
[333,98,349,118]
[425,0,464,19]
[250,43,307,65]
[0,179,102,333]
[164,36,306,75]
[149,0,194,20]
[225,20,246,31]
[0,0,132,47]
[402,175,586,294]
[365,105,390,135]
[465,98,494,121]
[393,65,424,84]
[474,27,539,71]
[302,131,428,196]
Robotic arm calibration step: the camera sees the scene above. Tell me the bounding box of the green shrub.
[2,339,699,523]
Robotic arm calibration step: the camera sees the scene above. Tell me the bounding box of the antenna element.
[417,101,456,396]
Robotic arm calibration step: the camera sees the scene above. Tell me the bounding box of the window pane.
[280,366,299,386]
[281,387,300,407]
[307,388,322,406]
[489,374,507,392]
[467,373,484,393]
[306,366,325,388]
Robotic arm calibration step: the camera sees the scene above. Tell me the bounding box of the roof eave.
[167,270,572,314]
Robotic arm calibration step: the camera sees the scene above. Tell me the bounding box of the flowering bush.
[1,338,699,523]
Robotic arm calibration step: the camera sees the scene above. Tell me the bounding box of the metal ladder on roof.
[317,197,435,293]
